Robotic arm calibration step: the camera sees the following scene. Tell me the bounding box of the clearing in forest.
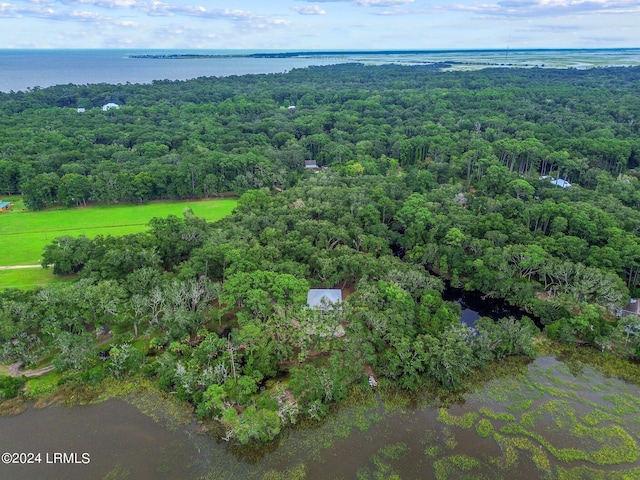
[0,197,237,269]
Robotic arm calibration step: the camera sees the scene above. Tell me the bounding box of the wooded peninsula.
[2,63,640,445]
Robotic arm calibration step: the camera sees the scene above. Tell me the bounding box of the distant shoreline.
[129,48,640,60]
[2,48,638,93]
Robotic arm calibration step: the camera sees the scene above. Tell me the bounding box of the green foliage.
[424,324,478,390]
[289,364,348,416]
[221,405,282,444]
[0,375,26,400]
[222,270,309,319]
[52,331,97,371]
[108,343,145,378]
[196,384,226,419]
[475,316,538,360]
[545,319,575,343]
[42,235,93,275]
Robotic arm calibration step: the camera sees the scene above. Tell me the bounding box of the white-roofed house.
[302,288,346,338]
[306,289,342,312]
[550,178,572,188]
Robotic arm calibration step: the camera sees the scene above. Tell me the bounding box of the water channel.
[0,288,632,479]
[442,283,538,328]
[2,354,640,479]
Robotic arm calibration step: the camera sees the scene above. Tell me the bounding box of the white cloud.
[1,0,291,32]
[43,8,138,24]
[517,23,581,32]
[299,0,414,4]
[139,2,290,30]
[0,2,36,16]
[447,0,640,16]
[371,8,426,14]
[292,5,326,14]
[143,3,257,19]
[0,2,139,25]
[356,0,414,5]
[72,0,139,7]
[151,23,224,46]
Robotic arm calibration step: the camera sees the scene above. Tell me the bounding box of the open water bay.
[1,48,640,93]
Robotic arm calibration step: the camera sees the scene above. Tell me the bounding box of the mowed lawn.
[0,268,69,290]
[0,197,237,267]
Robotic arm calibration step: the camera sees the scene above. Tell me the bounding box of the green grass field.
[0,268,69,290]
[0,196,237,268]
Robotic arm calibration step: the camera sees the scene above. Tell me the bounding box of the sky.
[0,0,637,49]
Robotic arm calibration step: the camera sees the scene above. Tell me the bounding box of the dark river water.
[2,357,640,479]
[442,283,540,328]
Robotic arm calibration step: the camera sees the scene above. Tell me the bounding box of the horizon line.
[1,47,639,52]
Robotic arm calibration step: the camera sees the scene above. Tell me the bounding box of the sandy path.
[7,362,55,378]
[0,264,42,270]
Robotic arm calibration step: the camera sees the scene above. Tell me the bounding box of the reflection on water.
[441,283,537,328]
[2,356,640,479]
[0,399,204,480]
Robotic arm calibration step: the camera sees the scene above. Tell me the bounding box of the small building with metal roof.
[307,289,342,311]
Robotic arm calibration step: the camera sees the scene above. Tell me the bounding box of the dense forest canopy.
[1,64,639,206]
[2,64,640,443]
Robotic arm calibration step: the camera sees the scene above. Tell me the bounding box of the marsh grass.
[422,348,640,478]
[0,397,27,416]
[379,442,409,460]
[475,418,493,438]
[433,455,480,480]
[261,463,307,480]
[556,465,640,480]
[26,374,193,433]
[581,409,621,427]
[491,433,552,475]
[602,393,640,416]
[102,465,133,480]
[437,409,478,429]
[547,343,640,385]
[478,407,515,423]
[424,444,441,458]
[356,442,409,480]
[376,380,424,411]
